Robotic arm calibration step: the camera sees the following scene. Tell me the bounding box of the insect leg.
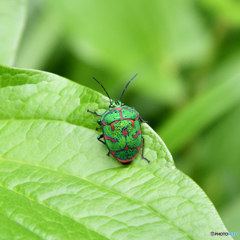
[139,116,149,124]
[141,136,150,163]
[96,120,103,130]
[87,109,102,116]
[97,134,106,144]
[98,135,111,156]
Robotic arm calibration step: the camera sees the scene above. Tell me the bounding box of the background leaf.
[0,65,231,239]
[40,0,212,104]
[200,0,240,26]
[0,0,27,66]
[158,52,240,153]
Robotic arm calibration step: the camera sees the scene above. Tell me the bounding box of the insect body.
[87,74,150,164]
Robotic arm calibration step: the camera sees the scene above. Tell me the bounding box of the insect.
[87,73,150,164]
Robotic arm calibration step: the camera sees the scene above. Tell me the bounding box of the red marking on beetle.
[133,128,141,139]
[110,122,115,131]
[104,135,117,142]
[109,107,134,114]
[129,119,135,127]
[104,117,138,130]
[119,110,124,120]
[130,116,139,127]
[102,107,138,125]
[124,144,130,151]
[122,128,128,137]
[110,145,141,163]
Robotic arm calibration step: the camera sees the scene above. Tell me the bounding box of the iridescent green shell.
[101,105,142,163]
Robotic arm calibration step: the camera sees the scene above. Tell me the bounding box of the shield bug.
[87,73,150,164]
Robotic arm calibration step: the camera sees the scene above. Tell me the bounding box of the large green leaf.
[0,0,27,66]
[0,65,230,239]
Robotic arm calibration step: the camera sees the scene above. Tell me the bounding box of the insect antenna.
[92,77,112,104]
[120,73,138,101]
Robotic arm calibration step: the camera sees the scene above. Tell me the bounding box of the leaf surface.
[0,65,230,239]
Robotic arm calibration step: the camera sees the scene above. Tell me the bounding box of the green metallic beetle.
[87,73,150,164]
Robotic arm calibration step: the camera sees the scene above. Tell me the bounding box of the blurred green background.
[12,0,240,234]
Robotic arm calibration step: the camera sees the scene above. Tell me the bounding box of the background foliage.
[1,0,240,238]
